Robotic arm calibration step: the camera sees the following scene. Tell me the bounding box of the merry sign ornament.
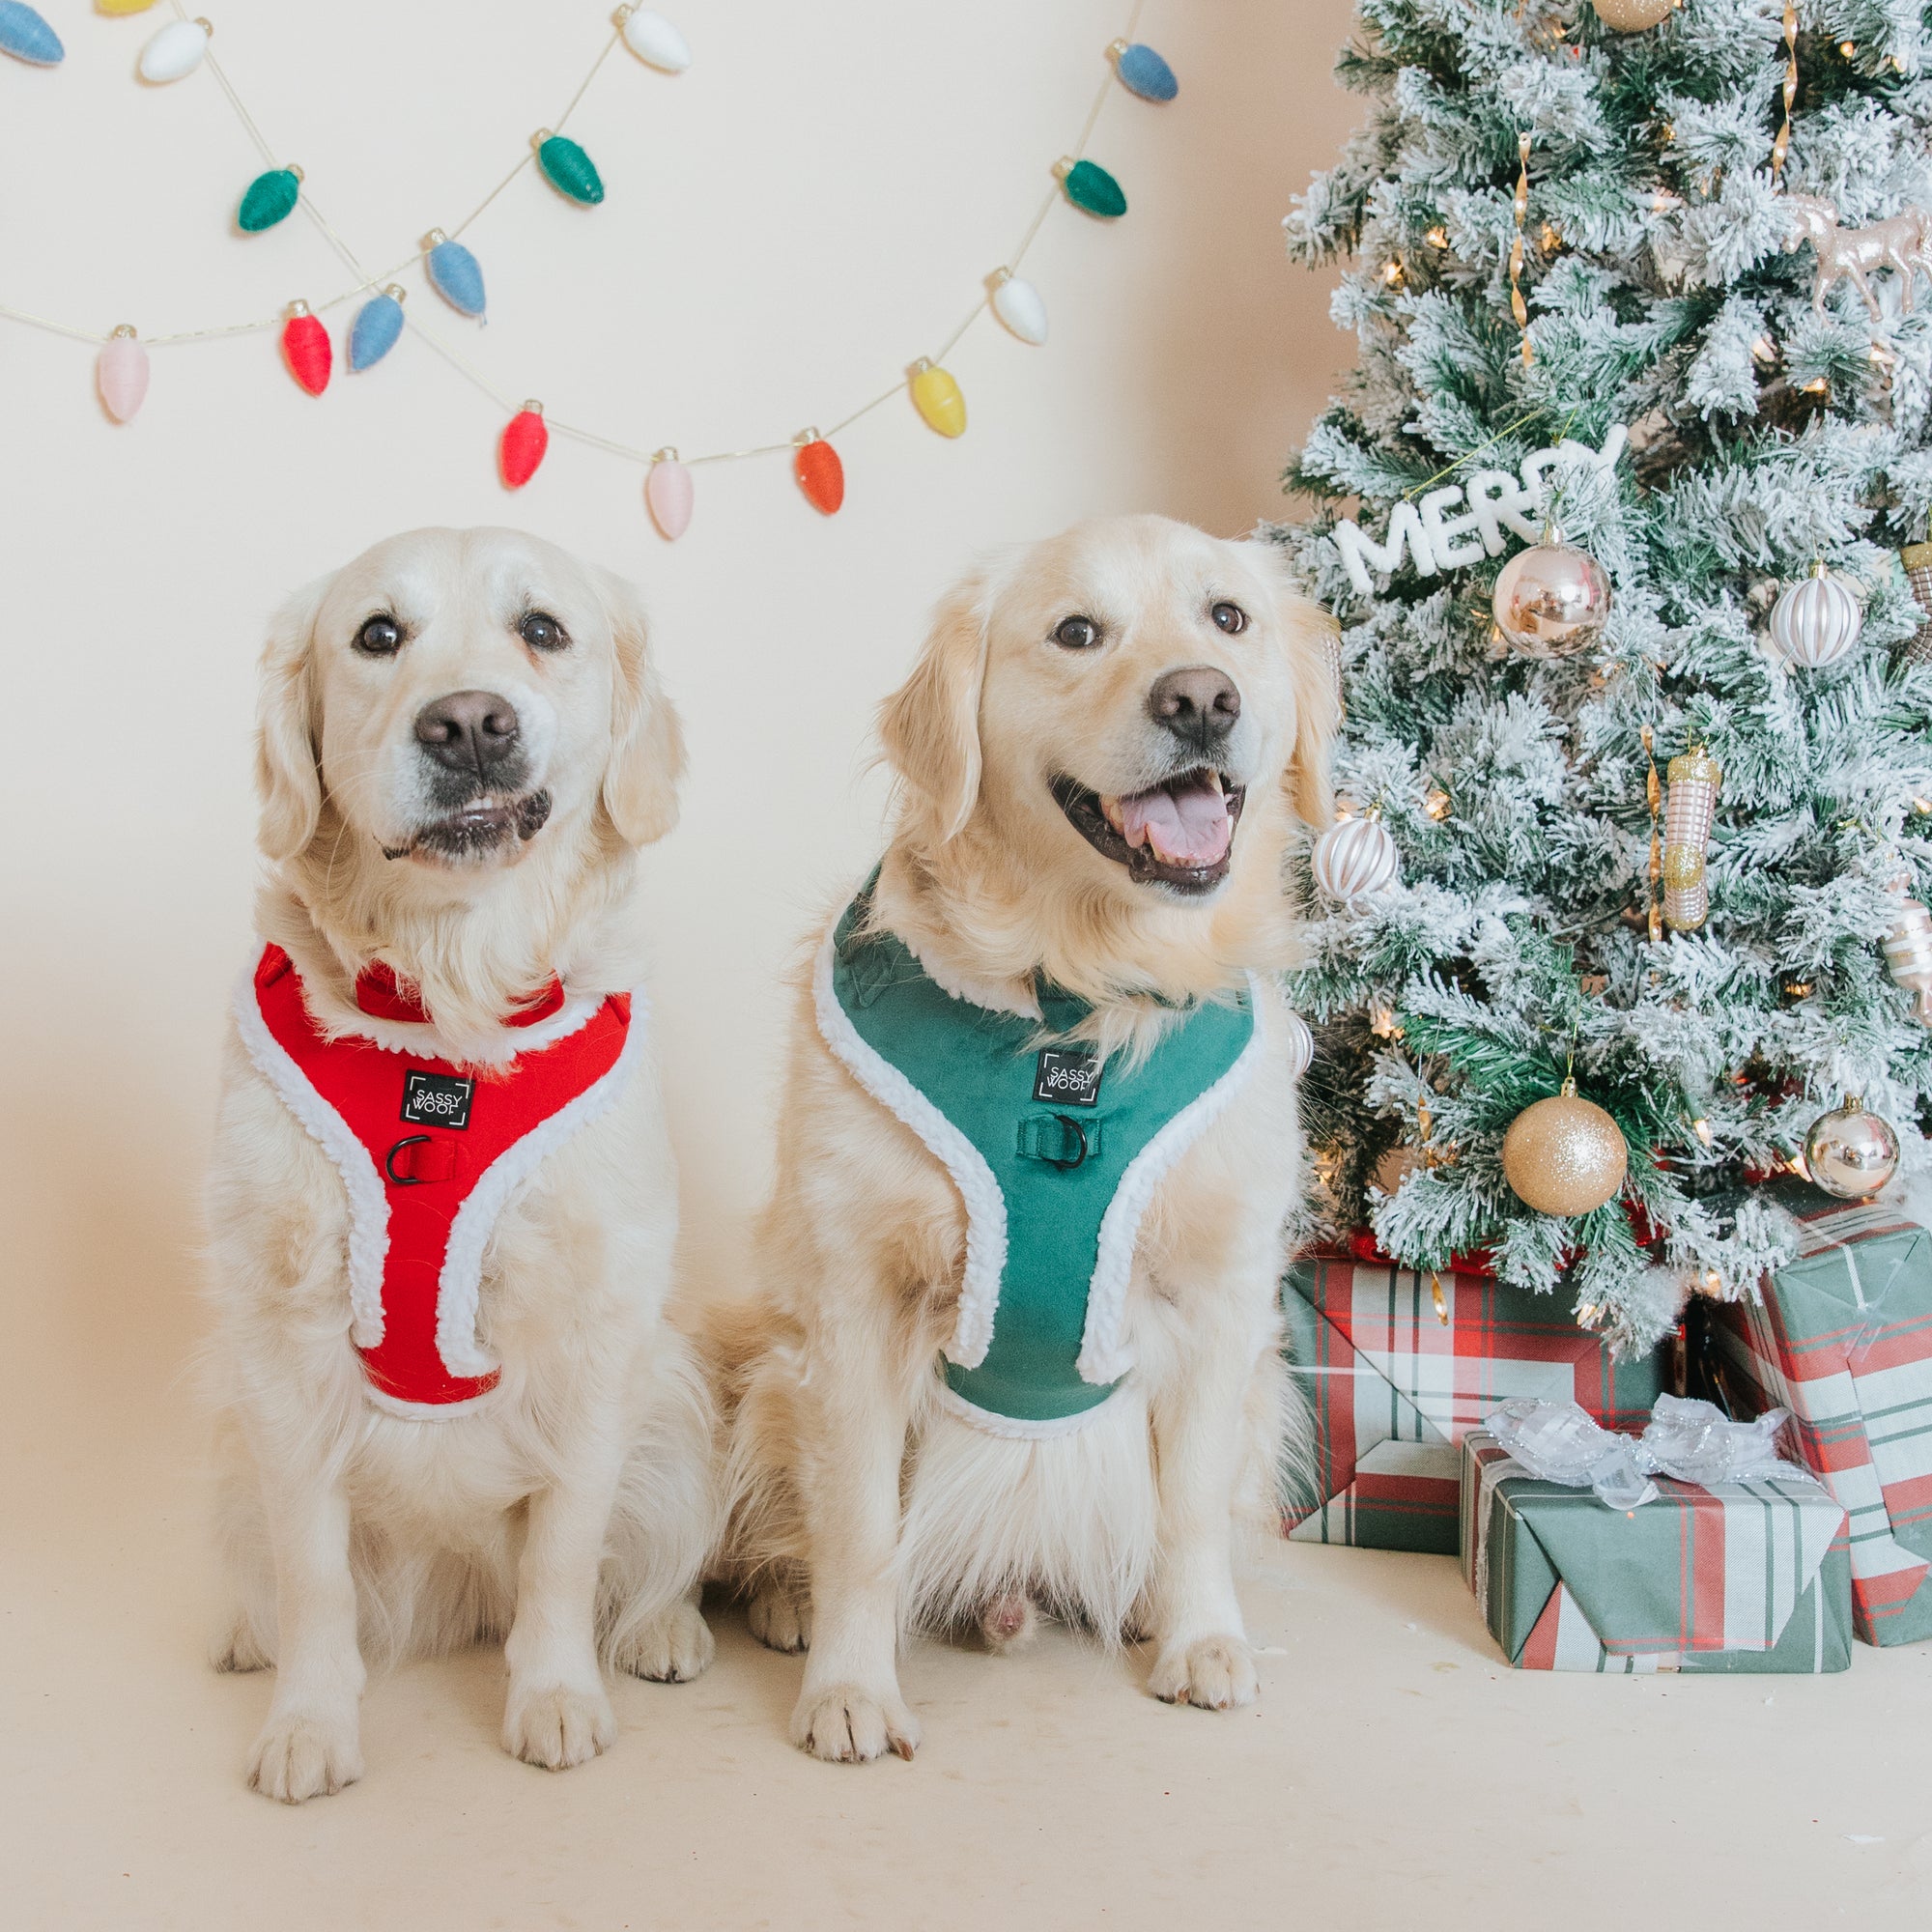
[1331,424,1628,596]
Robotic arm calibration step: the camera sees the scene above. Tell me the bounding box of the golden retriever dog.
[205,527,715,1803]
[725,513,1336,1762]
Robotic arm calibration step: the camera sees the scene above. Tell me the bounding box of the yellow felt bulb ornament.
[909,359,966,438]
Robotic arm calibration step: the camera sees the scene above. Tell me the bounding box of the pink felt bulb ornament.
[646,449,694,540]
[97,326,151,422]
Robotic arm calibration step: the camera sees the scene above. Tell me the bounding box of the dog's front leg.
[789,1309,922,1764]
[245,1462,365,1803]
[1144,1297,1267,1714]
[502,1408,625,1771]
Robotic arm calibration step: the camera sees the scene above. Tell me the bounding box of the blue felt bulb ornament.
[423,232,487,319]
[1110,40,1177,102]
[349,289,407,371]
[0,2,64,65]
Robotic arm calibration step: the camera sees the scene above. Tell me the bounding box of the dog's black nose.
[1148,667,1240,753]
[413,691,521,776]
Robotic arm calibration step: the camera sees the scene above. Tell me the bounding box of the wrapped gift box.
[1706,1184,1932,1646]
[1281,1257,1669,1555]
[1461,1429,1852,1672]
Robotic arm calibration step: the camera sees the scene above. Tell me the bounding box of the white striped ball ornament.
[1769,565,1862,668]
[1281,1009,1314,1081]
[1312,813,1400,904]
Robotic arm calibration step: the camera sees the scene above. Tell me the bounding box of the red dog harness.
[234,944,640,1417]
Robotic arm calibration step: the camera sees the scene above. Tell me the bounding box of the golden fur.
[724,515,1337,1762]
[205,527,717,1803]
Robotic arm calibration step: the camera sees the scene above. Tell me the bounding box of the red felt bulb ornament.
[280,302,331,396]
[793,432,843,516]
[499,402,549,489]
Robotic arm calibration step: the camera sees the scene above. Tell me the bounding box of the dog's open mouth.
[1051,769,1246,895]
[383,790,554,863]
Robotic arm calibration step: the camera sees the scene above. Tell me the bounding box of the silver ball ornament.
[1768,565,1862,668]
[1312,811,1400,904]
[1492,534,1612,657]
[1803,1097,1900,1200]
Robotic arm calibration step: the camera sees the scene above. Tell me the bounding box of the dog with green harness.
[726,517,1338,1764]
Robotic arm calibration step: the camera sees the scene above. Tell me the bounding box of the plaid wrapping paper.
[1281,1258,1668,1555]
[1707,1183,1932,1647]
[1461,1431,1852,1673]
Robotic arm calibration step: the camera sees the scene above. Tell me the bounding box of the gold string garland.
[1771,1,1799,180]
[1509,131,1533,366]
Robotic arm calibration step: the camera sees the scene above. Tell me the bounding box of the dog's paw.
[789,1684,921,1764]
[613,1600,715,1683]
[211,1614,272,1674]
[502,1684,616,1771]
[246,1710,363,1804]
[1148,1634,1260,1712]
[747,1578,812,1654]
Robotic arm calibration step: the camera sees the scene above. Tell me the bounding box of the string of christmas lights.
[0,0,1175,532]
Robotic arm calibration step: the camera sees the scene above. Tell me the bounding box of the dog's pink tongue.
[1119,779,1231,867]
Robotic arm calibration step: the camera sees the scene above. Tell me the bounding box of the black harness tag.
[401,1068,475,1130]
[1034,1047,1101,1109]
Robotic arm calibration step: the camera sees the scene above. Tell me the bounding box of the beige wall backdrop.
[0,1,1355,1473]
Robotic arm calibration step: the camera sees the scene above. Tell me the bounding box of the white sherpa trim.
[433,987,649,1378]
[932,1377,1132,1439]
[1074,973,1270,1385]
[812,930,1009,1370]
[232,963,391,1349]
[313,991,605,1064]
[363,1382,501,1423]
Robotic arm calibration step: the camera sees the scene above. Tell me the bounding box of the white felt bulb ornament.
[1769,563,1862,668]
[138,16,210,83]
[1312,810,1400,904]
[619,8,691,72]
[991,271,1049,346]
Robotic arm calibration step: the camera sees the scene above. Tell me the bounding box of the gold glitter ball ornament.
[1591,0,1677,27]
[1501,1079,1630,1216]
[1803,1097,1900,1200]
[1492,533,1612,657]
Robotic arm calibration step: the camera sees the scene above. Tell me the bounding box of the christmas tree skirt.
[1707,1184,1932,1647]
[1282,1257,1667,1555]
[1462,1431,1852,1673]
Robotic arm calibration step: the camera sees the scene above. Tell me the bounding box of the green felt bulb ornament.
[1057,157,1126,219]
[238,166,302,234]
[535,132,604,207]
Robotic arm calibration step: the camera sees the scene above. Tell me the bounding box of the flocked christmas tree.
[1273,0,1932,1352]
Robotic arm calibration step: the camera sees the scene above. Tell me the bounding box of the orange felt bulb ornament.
[793,434,844,515]
[498,403,549,489]
[280,303,331,396]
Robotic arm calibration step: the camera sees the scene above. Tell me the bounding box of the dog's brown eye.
[1211,601,1248,636]
[519,611,568,653]
[1053,614,1101,651]
[354,614,403,657]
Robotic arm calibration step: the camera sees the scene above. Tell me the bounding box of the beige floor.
[7,1396,1931,1932]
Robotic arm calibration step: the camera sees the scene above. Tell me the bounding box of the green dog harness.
[814,880,1265,1437]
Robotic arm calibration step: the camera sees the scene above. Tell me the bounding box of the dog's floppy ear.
[878,571,991,846]
[1260,546,1341,830]
[598,569,686,847]
[255,576,329,863]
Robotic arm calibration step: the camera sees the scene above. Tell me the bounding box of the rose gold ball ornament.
[1501,1078,1630,1216]
[1591,0,1677,29]
[1492,531,1612,657]
[1803,1096,1900,1200]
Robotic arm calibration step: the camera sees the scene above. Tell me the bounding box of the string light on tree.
[909,359,966,437]
[1057,157,1126,218]
[0,2,63,65]
[646,450,694,539]
[424,232,487,318]
[498,402,548,489]
[280,301,331,396]
[617,7,691,73]
[990,270,1049,345]
[1769,563,1863,668]
[138,15,210,84]
[1108,40,1178,101]
[792,434,844,515]
[1501,1079,1629,1216]
[349,287,406,371]
[535,132,604,206]
[1803,1096,1900,1199]
[97,326,150,422]
[238,165,302,234]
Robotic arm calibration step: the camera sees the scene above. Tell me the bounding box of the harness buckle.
[385,1135,433,1185]
[1041,1112,1089,1172]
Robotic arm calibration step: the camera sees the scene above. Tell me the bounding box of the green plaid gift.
[1461,1429,1852,1672]
[1281,1257,1668,1554]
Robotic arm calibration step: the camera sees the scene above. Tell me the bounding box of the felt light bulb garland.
[280,302,331,395]
[138,16,209,83]
[618,8,691,73]
[97,326,150,421]
[424,233,487,318]
[498,403,548,489]
[646,450,694,539]
[909,359,967,437]
[238,166,302,234]
[535,132,604,206]
[0,2,63,65]
[793,434,844,515]
[1109,40,1177,102]
[1058,157,1127,218]
[991,270,1049,345]
[349,288,406,371]
[98,0,161,14]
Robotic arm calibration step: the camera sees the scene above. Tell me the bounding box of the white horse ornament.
[1783,194,1932,318]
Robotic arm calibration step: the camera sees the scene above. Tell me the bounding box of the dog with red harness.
[205,528,715,1802]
